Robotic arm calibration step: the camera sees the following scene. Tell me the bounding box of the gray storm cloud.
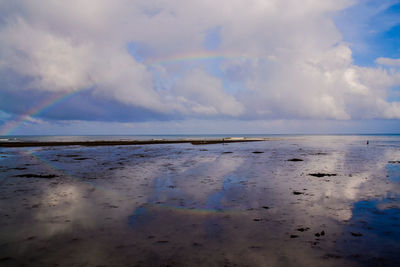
[1,0,400,121]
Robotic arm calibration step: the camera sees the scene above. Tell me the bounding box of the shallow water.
[0,136,400,266]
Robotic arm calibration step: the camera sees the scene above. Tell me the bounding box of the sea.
[1,134,400,266]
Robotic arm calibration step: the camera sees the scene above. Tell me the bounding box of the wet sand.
[1,136,400,266]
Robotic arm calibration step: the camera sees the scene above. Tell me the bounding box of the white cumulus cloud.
[376,57,400,67]
[173,69,244,116]
[0,0,400,121]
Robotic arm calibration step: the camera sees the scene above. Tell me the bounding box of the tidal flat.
[1,136,400,266]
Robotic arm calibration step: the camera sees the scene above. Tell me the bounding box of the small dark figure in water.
[366,140,369,145]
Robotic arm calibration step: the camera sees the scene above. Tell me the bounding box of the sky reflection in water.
[1,136,400,266]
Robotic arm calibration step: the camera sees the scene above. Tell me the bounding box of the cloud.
[173,69,244,116]
[0,0,400,126]
[0,19,94,92]
[334,0,400,63]
[376,57,400,66]
[0,16,165,113]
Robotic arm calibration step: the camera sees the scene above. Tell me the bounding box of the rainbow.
[0,88,90,136]
[0,50,254,136]
[18,150,111,194]
[149,202,247,216]
[19,151,248,218]
[145,50,252,66]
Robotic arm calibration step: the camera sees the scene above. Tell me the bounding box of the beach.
[1,135,400,266]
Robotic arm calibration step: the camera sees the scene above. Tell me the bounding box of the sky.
[1,0,400,135]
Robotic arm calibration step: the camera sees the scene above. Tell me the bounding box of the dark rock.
[297,227,310,232]
[252,151,264,154]
[293,191,304,195]
[350,232,363,237]
[325,254,342,259]
[14,174,58,179]
[290,235,299,238]
[287,158,303,162]
[262,206,269,209]
[308,173,337,177]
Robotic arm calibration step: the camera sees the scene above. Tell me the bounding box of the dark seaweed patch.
[287,158,303,162]
[63,154,80,157]
[309,173,337,177]
[350,232,363,237]
[297,227,310,232]
[14,174,58,179]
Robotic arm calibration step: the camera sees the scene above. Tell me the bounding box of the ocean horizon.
[2,133,400,143]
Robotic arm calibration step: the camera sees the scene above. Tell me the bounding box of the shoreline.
[0,137,269,148]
